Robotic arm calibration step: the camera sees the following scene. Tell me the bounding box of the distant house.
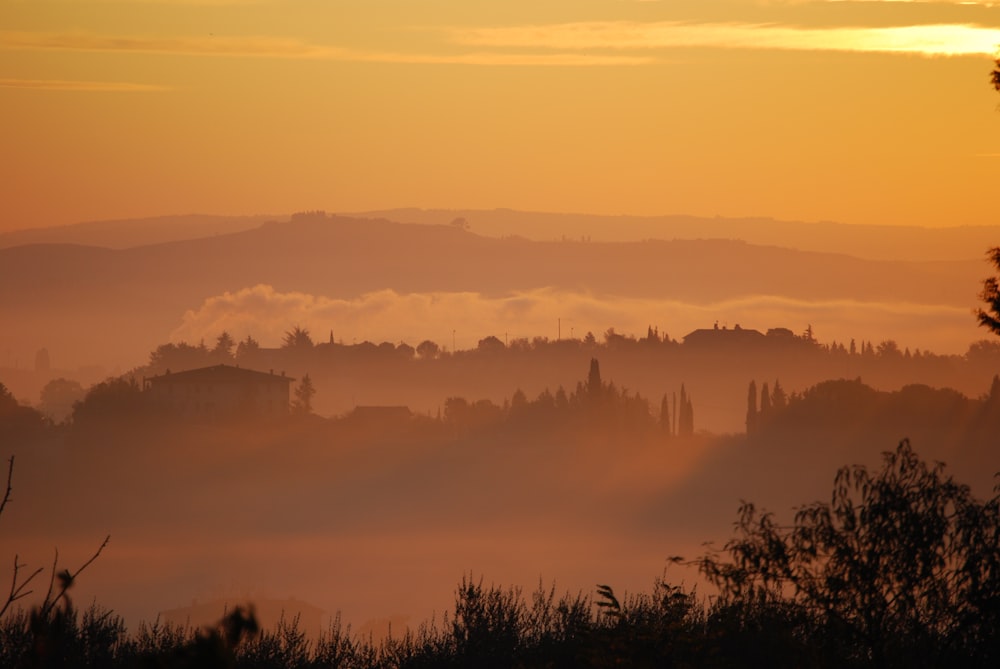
[682,323,766,347]
[143,364,294,419]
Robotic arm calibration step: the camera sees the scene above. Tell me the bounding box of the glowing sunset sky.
[2,0,999,231]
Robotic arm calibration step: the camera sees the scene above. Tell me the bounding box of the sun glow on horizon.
[0,0,997,228]
[454,21,1000,57]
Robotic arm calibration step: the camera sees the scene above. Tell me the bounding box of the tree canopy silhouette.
[293,374,315,415]
[976,247,1000,336]
[698,440,1000,667]
[282,326,313,349]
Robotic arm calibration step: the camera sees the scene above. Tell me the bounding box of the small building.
[682,323,766,348]
[143,364,294,419]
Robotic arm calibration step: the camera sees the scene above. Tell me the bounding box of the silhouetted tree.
[282,326,314,349]
[555,386,569,412]
[444,396,469,424]
[0,383,18,415]
[478,335,505,353]
[760,382,771,416]
[992,58,1000,92]
[771,379,787,411]
[148,342,212,372]
[677,385,694,436]
[672,392,678,437]
[0,383,46,439]
[683,395,694,436]
[510,388,528,417]
[989,374,1000,402]
[976,247,1000,336]
[746,381,758,434]
[877,339,902,359]
[292,374,315,415]
[660,394,672,435]
[39,378,85,423]
[72,377,148,426]
[587,358,602,400]
[235,335,260,359]
[416,340,440,359]
[604,327,630,348]
[698,440,1000,667]
[212,331,235,359]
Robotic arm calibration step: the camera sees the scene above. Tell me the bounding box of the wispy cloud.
[0,31,652,66]
[352,50,653,66]
[0,77,170,91]
[0,32,335,58]
[454,20,1000,57]
[171,284,975,355]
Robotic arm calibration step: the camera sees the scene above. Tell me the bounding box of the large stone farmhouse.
[683,323,797,348]
[143,364,293,419]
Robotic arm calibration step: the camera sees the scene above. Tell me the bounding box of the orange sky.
[1,0,999,231]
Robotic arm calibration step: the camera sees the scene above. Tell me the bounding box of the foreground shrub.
[2,440,997,667]
[698,439,1000,668]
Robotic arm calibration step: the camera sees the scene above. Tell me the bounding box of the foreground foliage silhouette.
[697,439,1000,668]
[2,441,997,667]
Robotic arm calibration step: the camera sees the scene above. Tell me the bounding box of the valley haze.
[2,207,1000,639]
[2,0,1000,661]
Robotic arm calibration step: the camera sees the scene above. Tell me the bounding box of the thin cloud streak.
[0,77,170,91]
[0,32,342,58]
[454,20,1000,57]
[0,31,652,66]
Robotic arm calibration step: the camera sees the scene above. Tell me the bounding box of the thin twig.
[41,535,111,617]
[0,455,13,519]
[0,555,44,619]
[42,547,59,612]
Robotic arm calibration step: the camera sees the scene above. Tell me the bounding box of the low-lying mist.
[173,284,976,357]
[5,398,995,637]
[5,421,719,633]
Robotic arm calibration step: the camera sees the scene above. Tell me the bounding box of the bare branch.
[0,555,44,619]
[42,547,60,613]
[40,535,111,617]
[0,455,13,519]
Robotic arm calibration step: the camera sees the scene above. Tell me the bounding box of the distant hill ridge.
[0,214,277,250]
[2,209,997,262]
[0,213,984,374]
[350,208,1000,262]
[0,214,978,308]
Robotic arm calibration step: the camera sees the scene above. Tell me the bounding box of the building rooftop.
[145,364,295,385]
